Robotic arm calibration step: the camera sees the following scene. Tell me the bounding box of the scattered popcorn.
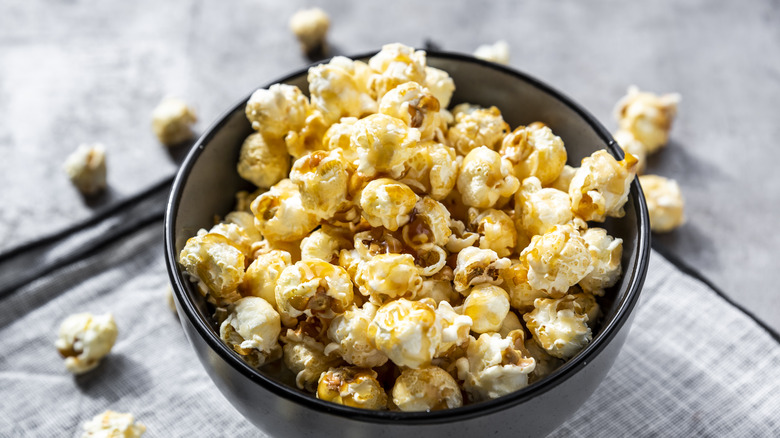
[81,410,145,438]
[220,297,282,368]
[473,40,510,65]
[55,312,118,375]
[63,143,107,196]
[151,96,197,146]
[392,366,463,411]
[289,8,330,55]
[639,174,686,232]
[500,122,567,185]
[614,85,680,154]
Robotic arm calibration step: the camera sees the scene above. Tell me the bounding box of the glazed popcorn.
[56,312,118,375]
[473,40,510,65]
[614,86,680,154]
[63,143,107,196]
[81,410,145,438]
[179,43,638,411]
[152,96,197,146]
[289,8,330,55]
[639,174,686,232]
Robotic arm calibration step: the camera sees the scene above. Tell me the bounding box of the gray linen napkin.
[1,192,778,437]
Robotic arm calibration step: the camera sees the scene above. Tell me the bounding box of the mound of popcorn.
[178,43,638,411]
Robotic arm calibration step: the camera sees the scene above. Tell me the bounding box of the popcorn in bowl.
[177,43,638,411]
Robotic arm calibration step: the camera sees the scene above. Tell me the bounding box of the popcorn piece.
[355,253,423,304]
[326,303,388,368]
[63,143,107,196]
[322,116,360,161]
[579,228,623,295]
[500,122,567,186]
[379,82,441,140]
[282,328,342,391]
[245,84,310,140]
[237,132,290,189]
[614,86,680,154]
[457,146,520,208]
[639,174,686,233]
[453,247,511,293]
[519,224,593,297]
[359,178,418,231]
[569,150,638,222]
[470,208,517,257]
[403,197,452,247]
[473,40,510,65]
[368,43,427,99]
[423,66,456,108]
[317,366,388,410]
[309,56,377,124]
[435,300,472,354]
[284,110,330,159]
[417,274,460,305]
[368,298,442,368]
[455,331,535,401]
[515,176,573,238]
[290,149,352,219]
[151,96,197,146]
[179,232,245,304]
[240,250,291,309]
[612,129,647,175]
[549,164,577,193]
[400,141,459,200]
[392,366,463,411]
[55,312,118,375]
[523,295,593,359]
[289,8,330,55]
[448,105,509,155]
[207,219,257,259]
[275,260,354,320]
[250,179,320,242]
[445,218,480,253]
[220,297,282,367]
[81,410,145,438]
[502,260,546,312]
[300,225,352,263]
[351,114,420,178]
[462,284,511,334]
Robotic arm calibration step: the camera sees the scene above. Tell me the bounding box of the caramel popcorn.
[520,224,593,297]
[367,43,427,99]
[275,260,354,320]
[379,81,441,141]
[423,66,455,108]
[309,56,377,124]
[359,178,418,231]
[448,104,509,155]
[151,96,197,146]
[240,250,291,309]
[325,303,388,368]
[462,284,511,334]
[220,297,282,367]
[246,84,309,140]
[453,247,511,293]
[352,114,420,178]
[55,312,118,375]
[614,86,680,154]
[63,143,107,196]
[250,179,319,242]
[500,122,567,185]
[81,410,145,438]
[515,176,573,238]
[392,366,463,411]
[639,174,686,232]
[290,149,352,219]
[579,228,623,295]
[355,253,423,304]
[524,295,593,360]
[569,150,638,222]
[469,208,517,257]
[473,40,510,65]
[179,232,245,305]
[289,8,330,55]
[368,298,442,369]
[457,146,519,208]
[236,132,290,189]
[317,366,388,409]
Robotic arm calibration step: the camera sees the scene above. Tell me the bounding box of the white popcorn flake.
[515,176,573,238]
[392,365,463,411]
[423,66,456,109]
[55,312,118,375]
[245,83,310,140]
[289,8,330,54]
[63,143,107,196]
[220,297,282,368]
[614,85,680,154]
[326,303,388,368]
[368,43,427,99]
[275,260,354,320]
[355,253,423,305]
[520,224,593,297]
[368,298,442,369]
[500,122,567,186]
[457,146,520,208]
[453,247,511,294]
[448,104,509,156]
[473,40,510,65]
[639,174,686,232]
[237,132,290,189]
[151,96,197,146]
[81,410,145,438]
[309,56,377,124]
[455,331,535,401]
[318,366,388,410]
[569,150,638,222]
[359,178,418,231]
[523,295,593,360]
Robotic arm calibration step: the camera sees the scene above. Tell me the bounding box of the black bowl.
[165,51,650,438]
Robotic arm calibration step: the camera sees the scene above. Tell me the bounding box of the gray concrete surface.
[1,0,778,331]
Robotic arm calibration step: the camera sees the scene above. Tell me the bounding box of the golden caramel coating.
[322,116,359,162]
[275,260,354,320]
[639,174,686,232]
[208,220,257,259]
[355,253,423,305]
[325,303,388,368]
[519,224,593,297]
[523,295,593,359]
[402,197,453,248]
[457,146,520,208]
[549,164,577,193]
[367,43,427,99]
[423,66,456,108]
[498,311,523,337]
[220,297,282,368]
[469,208,517,257]
[400,141,459,200]
[55,313,117,375]
[282,328,342,391]
[499,123,566,185]
[447,104,509,155]
[368,298,442,369]
[359,178,419,231]
[351,114,421,179]
[290,149,352,219]
[245,84,309,139]
[300,225,352,263]
[462,283,511,334]
[250,179,320,242]
[502,260,546,313]
[237,132,290,189]
[63,143,107,196]
[240,250,291,309]
[515,176,573,238]
[317,366,388,410]
[392,366,463,411]
[379,82,441,142]
[179,232,245,305]
[614,85,680,154]
[445,218,480,253]
[569,150,638,222]
[579,228,623,295]
[284,110,330,159]
[308,56,376,124]
[453,247,511,294]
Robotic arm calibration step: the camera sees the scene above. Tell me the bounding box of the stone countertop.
[1,0,778,331]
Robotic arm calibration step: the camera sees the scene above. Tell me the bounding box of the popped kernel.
[151,96,197,146]
[81,410,145,438]
[284,110,330,159]
[435,300,472,354]
[355,253,423,305]
[359,178,418,231]
[179,232,245,304]
[469,208,517,257]
[220,297,282,368]
[500,122,567,185]
[63,143,107,196]
[498,310,523,337]
[447,104,509,155]
[569,150,638,222]
[239,250,291,309]
[351,113,420,179]
[392,366,463,411]
[453,247,511,293]
[367,43,427,99]
[290,149,352,219]
[614,85,680,154]
[423,66,456,108]
[282,328,342,391]
[55,312,118,375]
[250,179,320,242]
[639,174,686,232]
[457,146,520,208]
[317,366,388,410]
[289,7,330,55]
[275,260,354,320]
[309,56,377,124]
[549,164,577,193]
[473,40,510,65]
[502,260,546,312]
[579,228,623,295]
[520,224,592,297]
[368,298,442,369]
[322,116,359,161]
[300,225,352,263]
[379,82,441,141]
[237,132,290,189]
[462,283,511,334]
[455,331,535,401]
[515,176,573,238]
[245,84,309,139]
[325,303,388,368]
[400,141,459,200]
[445,218,480,253]
[402,197,453,247]
[207,221,255,259]
[524,295,592,360]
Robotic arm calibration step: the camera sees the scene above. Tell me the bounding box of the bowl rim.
[164,49,651,425]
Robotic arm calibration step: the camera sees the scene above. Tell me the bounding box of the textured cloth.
[0,188,778,437]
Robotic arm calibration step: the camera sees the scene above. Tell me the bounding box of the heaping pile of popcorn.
[178,43,643,411]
